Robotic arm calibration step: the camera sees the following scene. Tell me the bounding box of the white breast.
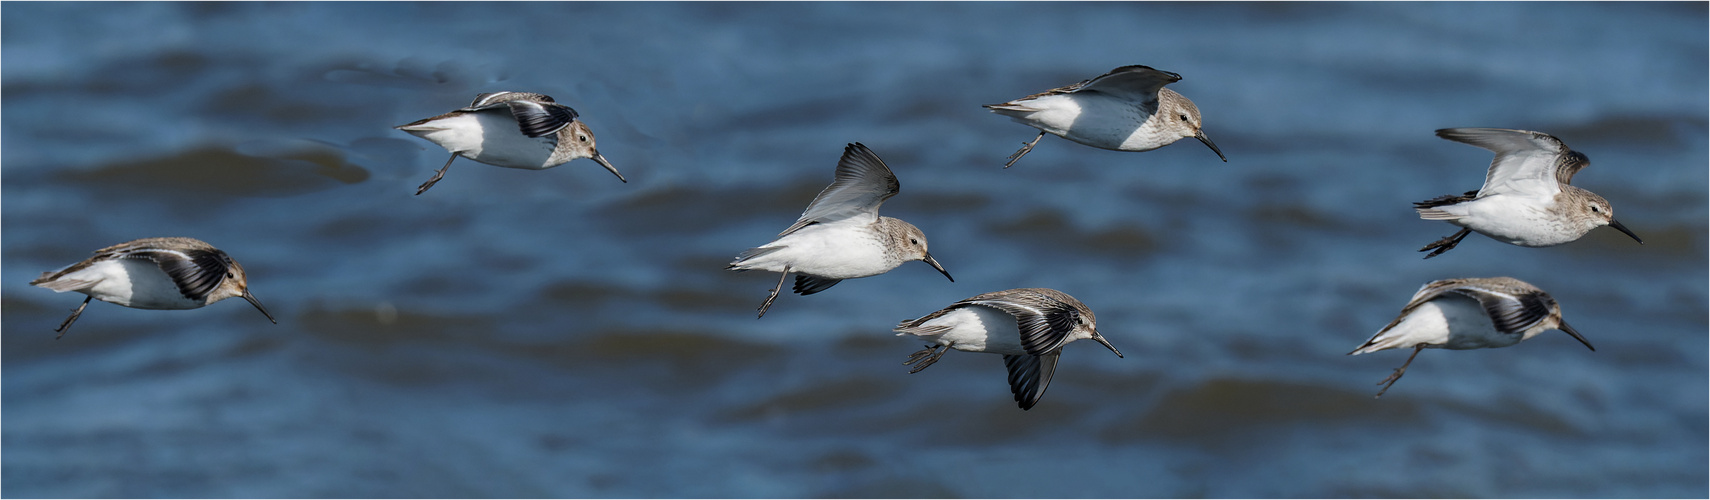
[1114,115,1183,152]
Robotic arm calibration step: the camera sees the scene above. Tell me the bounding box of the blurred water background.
[3,2,1706,498]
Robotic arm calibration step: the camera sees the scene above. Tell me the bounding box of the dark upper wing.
[960,290,1081,356]
[994,65,1181,106]
[779,143,900,236]
[468,91,555,107]
[463,92,578,138]
[498,101,578,138]
[1449,284,1554,335]
[1003,353,1060,410]
[116,246,234,300]
[1074,65,1182,103]
[1554,150,1590,185]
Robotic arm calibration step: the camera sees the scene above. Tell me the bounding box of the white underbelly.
[742,225,899,278]
[1012,94,1167,151]
[63,260,204,310]
[405,112,559,169]
[1004,94,1082,137]
[1458,196,1580,247]
[915,306,1027,355]
[1385,296,1515,350]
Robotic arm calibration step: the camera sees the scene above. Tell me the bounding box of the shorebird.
[894,288,1122,410]
[30,237,276,338]
[397,91,625,195]
[727,143,951,318]
[985,65,1225,168]
[1350,277,1593,397]
[1416,127,1641,258]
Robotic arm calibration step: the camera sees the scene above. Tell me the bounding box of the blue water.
[4,2,1706,498]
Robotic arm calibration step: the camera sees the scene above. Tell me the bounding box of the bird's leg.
[1003,131,1047,169]
[54,296,92,340]
[1419,228,1473,259]
[756,270,789,318]
[415,154,459,195]
[1374,345,1426,398]
[904,344,949,374]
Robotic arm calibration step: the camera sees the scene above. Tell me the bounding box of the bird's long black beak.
[591,151,627,183]
[922,253,953,282]
[1608,218,1642,244]
[1195,130,1227,162]
[1092,331,1123,358]
[243,290,277,324]
[1558,320,1594,352]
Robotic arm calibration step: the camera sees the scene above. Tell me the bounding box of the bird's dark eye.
[910,238,919,245]
[226,272,235,279]
[579,135,589,142]
[1179,114,1188,122]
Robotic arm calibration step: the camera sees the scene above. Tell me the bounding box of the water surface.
[3,2,1705,497]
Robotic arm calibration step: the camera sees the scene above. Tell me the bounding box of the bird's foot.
[904,344,949,373]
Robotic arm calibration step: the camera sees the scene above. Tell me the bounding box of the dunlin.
[30,237,276,338]
[726,143,952,318]
[1416,128,1641,258]
[1349,277,1592,398]
[397,91,626,195]
[894,288,1122,410]
[985,65,1226,168]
